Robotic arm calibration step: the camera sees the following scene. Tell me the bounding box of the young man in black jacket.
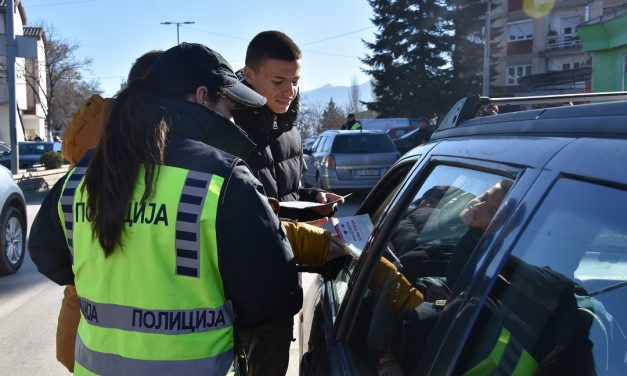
[233,30,344,222]
[232,31,344,375]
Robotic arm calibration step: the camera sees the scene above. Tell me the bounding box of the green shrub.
[40,151,64,170]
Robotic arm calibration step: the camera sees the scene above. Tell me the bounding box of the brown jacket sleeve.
[281,221,330,266]
[370,257,424,312]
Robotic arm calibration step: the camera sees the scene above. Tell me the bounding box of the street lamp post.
[160,21,195,44]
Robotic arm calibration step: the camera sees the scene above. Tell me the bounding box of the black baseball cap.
[148,43,266,107]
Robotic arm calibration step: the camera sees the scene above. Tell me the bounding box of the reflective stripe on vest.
[60,166,87,255]
[350,122,361,130]
[175,170,212,277]
[78,296,233,335]
[75,334,233,375]
[463,327,538,376]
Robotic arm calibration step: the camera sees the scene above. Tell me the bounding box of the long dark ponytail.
[83,84,169,256]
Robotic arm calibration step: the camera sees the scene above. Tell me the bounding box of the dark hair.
[245,30,302,70]
[83,50,205,256]
[83,86,168,255]
[128,50,164,84]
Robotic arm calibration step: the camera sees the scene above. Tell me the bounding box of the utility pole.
[160,21,195,45]
[482,0,492,97]
[7,0,18,174]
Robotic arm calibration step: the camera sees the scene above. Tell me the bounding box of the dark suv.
[299,93,627,376]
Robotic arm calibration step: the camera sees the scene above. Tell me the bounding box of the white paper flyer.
[331,214,374,257]
[279,193,352,210]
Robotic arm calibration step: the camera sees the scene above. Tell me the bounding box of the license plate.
[355,169,380,176]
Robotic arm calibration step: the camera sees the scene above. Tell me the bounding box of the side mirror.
[303,147,312,155]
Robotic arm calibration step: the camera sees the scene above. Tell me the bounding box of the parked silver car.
[302,130,400,191]
[0,165,26,275]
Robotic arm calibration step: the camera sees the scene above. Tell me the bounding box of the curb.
[13,166,69,193]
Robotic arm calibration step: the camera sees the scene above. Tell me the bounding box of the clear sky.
[22,0,376,97]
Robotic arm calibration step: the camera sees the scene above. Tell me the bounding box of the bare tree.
[19,24,97,132]
[297,100,324,138]
[347,75,361,114]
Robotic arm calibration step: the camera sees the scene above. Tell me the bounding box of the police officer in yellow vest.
[341,113,362,130]
[29,43,304,375]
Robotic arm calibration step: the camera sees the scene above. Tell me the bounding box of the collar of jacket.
[158,97,257,160]
[231,81,300,135]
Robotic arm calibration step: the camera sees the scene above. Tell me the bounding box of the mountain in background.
[300,81,373,110]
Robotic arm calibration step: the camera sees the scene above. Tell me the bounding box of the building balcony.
[546,34,582,51]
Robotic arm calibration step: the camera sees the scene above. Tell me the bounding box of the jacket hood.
[231,77,300,135]
[158,97,256,160]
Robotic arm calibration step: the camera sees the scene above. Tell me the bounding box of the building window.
[561,16,580,35]
[508,20,533,41]
[507,65,532,85]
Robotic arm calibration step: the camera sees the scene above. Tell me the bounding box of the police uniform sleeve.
[28,176,74,286]
[217,162,302,329]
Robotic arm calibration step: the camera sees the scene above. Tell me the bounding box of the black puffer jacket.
[233,89,323,220]
[29,98,303,329]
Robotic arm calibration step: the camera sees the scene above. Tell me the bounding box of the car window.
[454,178,627,375]
[329,160,419,310]
[331,134,396,153]
[321,136,333,153]
[345,164,513,375]
[311,136,323,152]
[19,143,53,155]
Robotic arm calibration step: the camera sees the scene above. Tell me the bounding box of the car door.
[302,143,538,375]
[424,138,627,376]
[303,136,322,186]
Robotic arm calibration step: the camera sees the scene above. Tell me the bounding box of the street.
[0,189,364,375]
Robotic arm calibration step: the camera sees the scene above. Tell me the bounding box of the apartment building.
[490,0,625,96]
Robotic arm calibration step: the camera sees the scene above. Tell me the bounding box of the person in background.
[232,30,345,375]
[61,50,163,166]
[52,49,163,373]
[416,116,436,145]
[477,104,499,117]
[342,113,362,130]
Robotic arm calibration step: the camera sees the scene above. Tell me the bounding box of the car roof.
[432,92,627,141]
[321,130,387,136]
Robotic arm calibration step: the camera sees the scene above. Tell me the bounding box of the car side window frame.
[332,156,527,372]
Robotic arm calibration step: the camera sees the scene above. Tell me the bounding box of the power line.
[301,26,375,47]
[302,49,362,59]
[182,25,249,42]
[27,0,99,8]
[145,0,169,19]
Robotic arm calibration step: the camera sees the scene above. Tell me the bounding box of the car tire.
[0,206,26,275]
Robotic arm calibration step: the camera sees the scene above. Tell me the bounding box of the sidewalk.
[14,166,68,193]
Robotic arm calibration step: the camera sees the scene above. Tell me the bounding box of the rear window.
[19,143,53,155]
[331,134,396,153]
